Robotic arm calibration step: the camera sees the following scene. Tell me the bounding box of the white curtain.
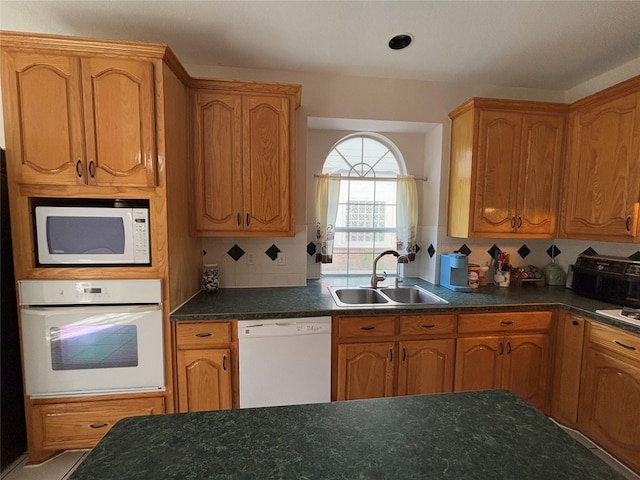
[396,175,418,261]
[315,174,341,263]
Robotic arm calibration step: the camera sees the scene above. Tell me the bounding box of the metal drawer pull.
[421,324,436,329]
[88,160,96,178]
[90,423,108,429]
[223,355,227,371]
[195,333,212,338]
[402,347,407,361]
[500,321,513,326]
[572,320,579,326]
[360,326,375,331]
[511,216,516,228]
[626,216,632,232]
[506,341,512,354]
[246,213,250,226]
[389,349,393,363]
[499,342,504,356]
[614,340,636,351]
[75,159,83,177]
[237,213,241,226]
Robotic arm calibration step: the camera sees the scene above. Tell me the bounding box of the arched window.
[320,133,407,275]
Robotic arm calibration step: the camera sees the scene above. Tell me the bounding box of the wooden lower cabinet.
[28,395,164,464]
[334,314,456,401]
[397,339,455,396]
[578,322,640,473]
[176,348,232,412]
[336,342,395,401]
[454,311,552,413]
[550,311,586,427]
[174,321,235,412]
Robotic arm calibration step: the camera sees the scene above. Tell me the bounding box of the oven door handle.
[20,304,162,315]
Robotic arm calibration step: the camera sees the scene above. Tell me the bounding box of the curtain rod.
[313,174,428,182]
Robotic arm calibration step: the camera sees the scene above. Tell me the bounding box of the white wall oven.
[19,279,164,398]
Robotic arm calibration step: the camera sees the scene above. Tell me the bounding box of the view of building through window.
[321,134,405,275]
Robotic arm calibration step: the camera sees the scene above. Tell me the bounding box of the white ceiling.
[1,0,640,91]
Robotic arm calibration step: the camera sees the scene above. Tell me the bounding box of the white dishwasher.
[238,317,331,408]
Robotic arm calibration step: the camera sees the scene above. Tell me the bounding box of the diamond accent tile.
[227,244,245,262]
[581,247,598,257]
[307,242,317,257]
[546,244,561,259]
[265,244,282,261]
[488,244,500,259]
[630,251,640,261]
[458,244,472,256]
[415,244,421,254]
[517,244,531,259]
[427,244,436,258]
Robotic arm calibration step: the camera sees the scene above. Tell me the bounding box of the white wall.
[187,63,572,285]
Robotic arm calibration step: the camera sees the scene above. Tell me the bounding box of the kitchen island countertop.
[69,390,625,479]
[171,276,640,335]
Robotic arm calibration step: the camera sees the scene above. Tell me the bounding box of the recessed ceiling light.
[388,33,413,50]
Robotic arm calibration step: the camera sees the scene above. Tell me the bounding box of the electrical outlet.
[247,253,255,265]
[277,252,286,265]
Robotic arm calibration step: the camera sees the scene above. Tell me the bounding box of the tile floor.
[1,427,638,480]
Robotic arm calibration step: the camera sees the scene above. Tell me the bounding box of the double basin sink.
[328,285,448,307]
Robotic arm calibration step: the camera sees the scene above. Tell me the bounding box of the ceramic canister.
[203,264,220,292]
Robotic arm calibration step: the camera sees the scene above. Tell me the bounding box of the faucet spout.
[371,250,400,288]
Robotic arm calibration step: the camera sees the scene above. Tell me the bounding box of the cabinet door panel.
[1,51,83,185]
[81,57,157,187]
[579,348,640,473]
[398,339,455,396]
[336,342,395,401]
[517,114,564,234]
[563,90,640,239]
[192,92,243,233]
[243,95,292,233]
[177,349,232,413]
[551,313,585,426]
[472,111,521,233]
[454,336,502,392]
[503,334,550,412]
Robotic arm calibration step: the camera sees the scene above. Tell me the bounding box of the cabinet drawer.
[338,316,396,338]
[33,397,165,450]
[399,314,456,336]
[176,322,231,348]
[589,322,640,363]
[458,311,552,334]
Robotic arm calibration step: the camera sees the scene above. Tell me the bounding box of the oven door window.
[50,324,138,370]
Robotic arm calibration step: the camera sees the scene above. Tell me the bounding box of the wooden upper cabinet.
[560,76,640,242]
[80,57,157,187]
[1,49,157,187]
[448,98,567,238]
[190,80,301,237]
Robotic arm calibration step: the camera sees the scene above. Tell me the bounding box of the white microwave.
[34,200,151,266]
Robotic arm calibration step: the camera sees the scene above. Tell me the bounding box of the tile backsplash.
[201,226,308,288]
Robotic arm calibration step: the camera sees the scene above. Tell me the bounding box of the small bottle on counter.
[467,264,480,289]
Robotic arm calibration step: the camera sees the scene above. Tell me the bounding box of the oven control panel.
[18,279,162,306]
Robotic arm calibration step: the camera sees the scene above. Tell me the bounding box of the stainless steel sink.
[380,286,447,304]
[328,285,448,307]
[331,287,389,306]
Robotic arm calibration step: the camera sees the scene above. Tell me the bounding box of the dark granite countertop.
[69,390,624,480]
[171,276,640,335]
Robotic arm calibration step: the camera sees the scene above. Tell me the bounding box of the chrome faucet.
[371,250,401,288]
